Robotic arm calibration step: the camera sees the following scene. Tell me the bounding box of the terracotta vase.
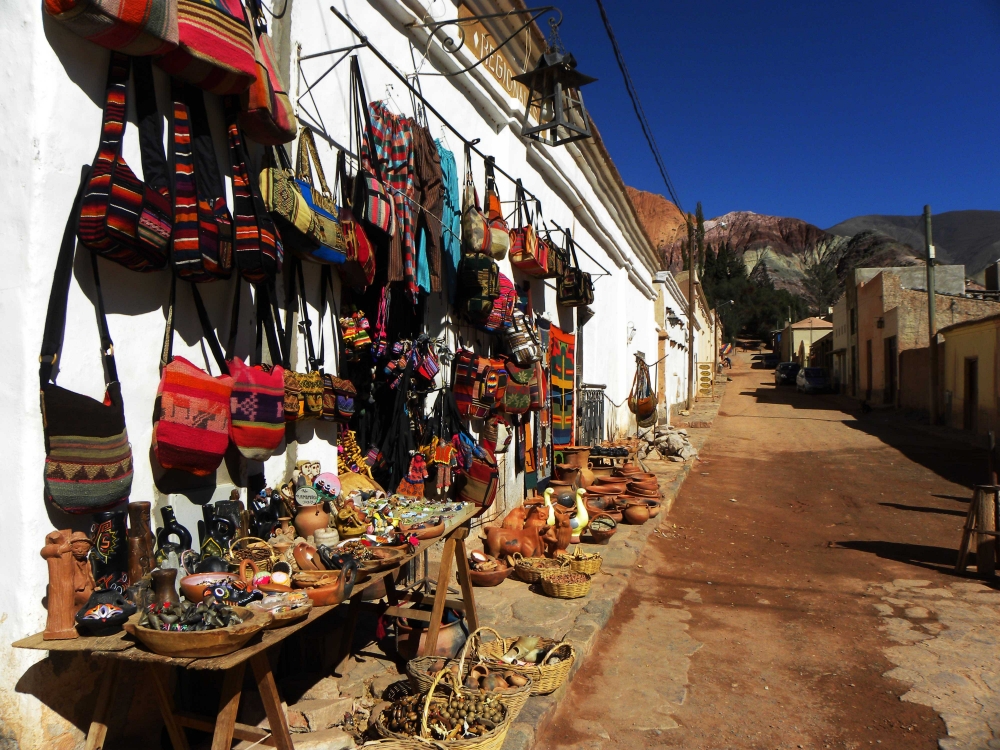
[151,568,181,606]
[395,606,467,660]
[278,517,293,535]
[91,510,130,592]
[41,529,79,640]
[579,464,596,488]
[127,502,154,583]
[554,464,581,485]
[622,502,650,525]
[294,504,331,540]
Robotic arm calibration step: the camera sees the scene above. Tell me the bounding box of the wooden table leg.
[454,537,479,634]
[251,652,294,750]
[148,665,191,750]
[423,536,456,657]
[333,593,363,676]
[211,662,245,750]
[83,660,119,750]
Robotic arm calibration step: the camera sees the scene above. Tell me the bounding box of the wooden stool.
[956,484,1000,576]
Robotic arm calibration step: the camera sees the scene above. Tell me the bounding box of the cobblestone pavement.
[875,579,1000,750]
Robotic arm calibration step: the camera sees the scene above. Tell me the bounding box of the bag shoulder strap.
[133,56,169,193]
[564,228,581,269]
[182,83,227,204]
[95,53,131,167]
[40,167,119,387]
[189,283,230,376]
[295,257,320,371]
[351,56,385,183]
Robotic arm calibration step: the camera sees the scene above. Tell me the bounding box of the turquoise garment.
[416,227,431,293]
[436,140,461,302]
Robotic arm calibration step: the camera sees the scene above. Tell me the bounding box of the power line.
[594,0,683,212]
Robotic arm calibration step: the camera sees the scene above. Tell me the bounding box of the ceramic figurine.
[249,490,279,539]
[151,568,181,606]
[293,460,321,488]
[215,493,247,539]
[41,530,78,640]
[75,589,135,637]
[543,508,572,558]
[155,505,193,564]
[126,502,154,583]
[70,532,96,610]
[91,509,130,593]
[569,488,590,544]
[543,488,556,527]
[198,505,236,559]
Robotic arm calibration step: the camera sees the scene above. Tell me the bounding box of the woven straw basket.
[473,632,576,696]
[373,667,512,750]
[568,550,602,576]
[541,573,592,599]
[455,627,533,721]
[510,554,567,584]
[406,654,470,695]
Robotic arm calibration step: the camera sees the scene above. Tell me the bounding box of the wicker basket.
[510,554,568,584]
[374,667,512,750]
[228,536,278,572]
[474,634,576,696]
[541,572,592,599]
[406,655,469,694]
[568,550,602,576]
[455,627,533,721]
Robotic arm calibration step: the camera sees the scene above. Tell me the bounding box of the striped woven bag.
[78,53,172,272]
[44,0,178,56]
[156,0,255,96]
[238,0,296,145]
[225,101,283,284]
[170,82,234,282]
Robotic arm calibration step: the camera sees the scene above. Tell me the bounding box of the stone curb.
[498,451,699,750]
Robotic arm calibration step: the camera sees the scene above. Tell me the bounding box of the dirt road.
[536,358,990,750]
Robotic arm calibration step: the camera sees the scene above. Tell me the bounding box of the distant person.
[724,355,732,369]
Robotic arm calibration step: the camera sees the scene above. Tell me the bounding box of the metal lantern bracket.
[404,6,562,77]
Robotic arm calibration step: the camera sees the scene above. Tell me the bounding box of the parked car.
[796,367,830,393]
[774,362,801,385]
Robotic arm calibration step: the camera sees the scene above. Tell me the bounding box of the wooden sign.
[697,363,714,399]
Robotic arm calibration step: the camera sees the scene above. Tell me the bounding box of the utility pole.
[687,221,696,409]
[925,205,939,424]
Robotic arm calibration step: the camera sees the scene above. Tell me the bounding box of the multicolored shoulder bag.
[295,127,347,264]
[43,0,178,56]
[238,0,296,145]
[41,172,133,514]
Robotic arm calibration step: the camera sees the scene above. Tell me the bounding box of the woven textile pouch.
[479,272,516,332]
[44,0,178,55]
[41,172,133,514]
[156,0,256,96]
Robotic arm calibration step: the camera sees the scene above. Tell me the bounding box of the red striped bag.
[509,181,547,277]
[238,0,296,145]
[478,273,516,333]
[156,0,256,96]
[44,0,178,56]
[78,54,172,272]
[153,280,234,476]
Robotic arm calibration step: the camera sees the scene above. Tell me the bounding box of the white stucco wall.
[0,0,662,745]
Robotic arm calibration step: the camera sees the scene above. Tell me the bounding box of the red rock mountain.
[700,211,832,258]
[625,187,689,271]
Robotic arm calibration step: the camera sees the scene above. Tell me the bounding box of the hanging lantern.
[513,47,596,147]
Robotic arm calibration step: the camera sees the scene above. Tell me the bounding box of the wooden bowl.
[179,573,239,603]
[360,546,407,573]
[248,601,313,629]
[124,607,268,658]
[470,566,513,587]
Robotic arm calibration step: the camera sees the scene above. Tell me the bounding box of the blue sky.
[553,0,1000,229]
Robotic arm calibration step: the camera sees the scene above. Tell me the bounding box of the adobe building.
[938,315,1000,434]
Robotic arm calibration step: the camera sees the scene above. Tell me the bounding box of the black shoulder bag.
[40,169,133,514]
[556,228,595,308]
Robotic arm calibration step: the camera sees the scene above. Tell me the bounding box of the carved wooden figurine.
[41,530,78,640]
[69,532,96,610]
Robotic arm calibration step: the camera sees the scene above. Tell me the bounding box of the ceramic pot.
[595,476,629,488]
[579,464,596,488]
[298,559,358,606]
[278,517,293,536]
[557,446,592,469]
[75,589,136,636]
[293,542,323,571]
[395,606,468,660]
[589,462,615,479]
[127,502,154,583]
[180,572,240,603]
[622,502,650,525]
[647,502,662,518]
[91,509,130,592]
[602,507,623,523]
[628,479,659,492]
[470,566,513,587]
[553,464,581,485]
[628,485,659,498]
[294,504,330,540]
[151,568,181,606]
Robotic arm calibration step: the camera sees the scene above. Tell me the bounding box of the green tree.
[802,253,839,315]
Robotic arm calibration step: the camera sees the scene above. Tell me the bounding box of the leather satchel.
[78,54,172,273]
[41,171,133,514]
[484,157,510,260]
[556,228,595,307]
[461,145,491,256]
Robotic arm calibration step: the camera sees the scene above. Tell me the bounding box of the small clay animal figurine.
[543,508,572,558]
[485,525,544,559]
[75,589,136,636]
[502,506,528,530]
[41,530,78,640]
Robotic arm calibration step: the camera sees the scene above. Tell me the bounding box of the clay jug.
[151,568,181,606]
[294,503,331,540]
[553,464,581,486]
[91,510,130,592]
[579,463,596,488]
[156,506,193,554]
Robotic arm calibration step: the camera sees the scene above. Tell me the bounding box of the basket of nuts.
[374,667,511,750]
[541,571,592,599]
[455,627,533,721]
[510,554,567,584]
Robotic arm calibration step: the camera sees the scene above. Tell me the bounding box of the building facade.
[0,1,671,745]
[780,317,833,364]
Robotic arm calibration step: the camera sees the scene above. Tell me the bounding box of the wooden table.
[14,504,480,750]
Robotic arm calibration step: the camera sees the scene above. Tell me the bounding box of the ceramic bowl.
[469,565,513,587]
[401,522,445,540]
[179,573,240,603]
[124,607,268,658]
